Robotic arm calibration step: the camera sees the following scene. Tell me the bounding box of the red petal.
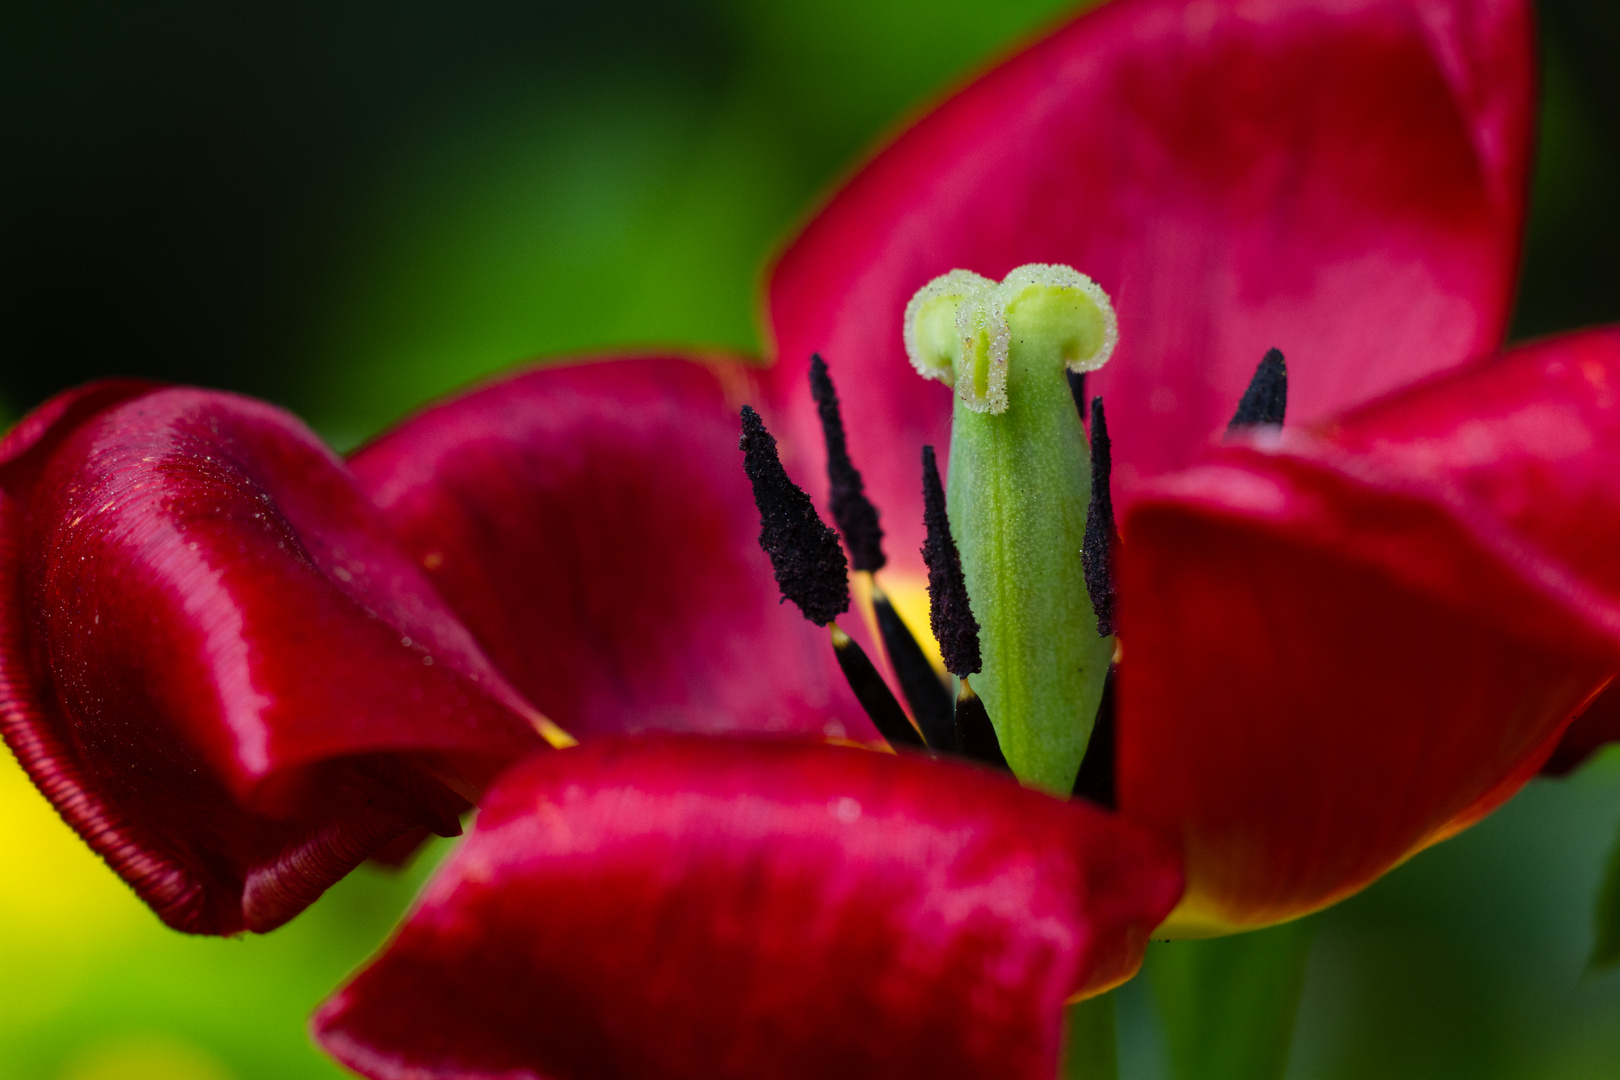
[765,0,1532,582]
[0,386,545,934]
[313,735,1182,1080]
[1117,328,1620,932]
[349,356,878,743]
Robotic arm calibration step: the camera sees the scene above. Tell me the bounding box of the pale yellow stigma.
[902,263,1118,414]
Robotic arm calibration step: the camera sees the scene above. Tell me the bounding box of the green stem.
[1148,919,1315,1080]
[1590,815,1620,971]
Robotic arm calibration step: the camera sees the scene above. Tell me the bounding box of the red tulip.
[755,0,1585,934]
[7,0,1617,1075]
[0,362,1183,1074]
[308,0,1614,1073]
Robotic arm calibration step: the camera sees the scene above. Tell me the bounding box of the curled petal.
[314,735,1182,1080]
[1119,328,1620,933]
[765,0,1532,580]
[350,356,876,743]
[0,385,545,934]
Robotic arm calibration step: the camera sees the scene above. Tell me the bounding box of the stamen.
[921,447,1008,771]
[954,679,1010,772]
[920,445,980,679]
[872,588,955,751]
[806,357,951,745]
[1080,397,1118,638]
[1071,665,1116,807]
[1228,347,1288,431]
[738,406,848,627]
[830,625,926,749]
[808,354,885,573]
[739,406,928,751]
[1067,369,1087,425]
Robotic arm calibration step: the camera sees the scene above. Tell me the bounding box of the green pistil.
[905,264,1118,792]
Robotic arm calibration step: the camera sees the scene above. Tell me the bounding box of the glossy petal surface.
[350,356,876,743]
[766,0,1532,582]
[1119,329,1620,933]
[0,386,544,934]
[314,735,1182,1080]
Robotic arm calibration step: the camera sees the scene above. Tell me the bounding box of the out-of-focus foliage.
[1593,826,1620,972]
[0,745,448,1079]
[2,2,1619,1078]
[1148,921,1314,1080]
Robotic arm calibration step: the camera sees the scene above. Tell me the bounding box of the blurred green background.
[2,0,1618,1077]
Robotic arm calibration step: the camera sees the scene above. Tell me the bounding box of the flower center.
[738,275,1286,806]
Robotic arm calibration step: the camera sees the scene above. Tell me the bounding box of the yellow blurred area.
[0,751,149,941]
[0,750,154,1036]
[56,1036,236,1080]
[0,743,433,1079]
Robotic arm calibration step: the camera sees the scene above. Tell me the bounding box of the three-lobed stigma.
[903,264,1119,414]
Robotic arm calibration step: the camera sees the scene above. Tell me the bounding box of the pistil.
[905,264,1118,792]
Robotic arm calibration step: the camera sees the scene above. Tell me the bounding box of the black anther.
[920,445,981,678]
[739,405,848,626]
[1228,348,1288,431]
[1080,397,1118,637]
[808,354,886,573]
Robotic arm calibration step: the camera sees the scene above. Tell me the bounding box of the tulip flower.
[311,0,1620,1074]
[0,365,1184,1075]
[755,0,1583,935]
[6,0,1620,1075]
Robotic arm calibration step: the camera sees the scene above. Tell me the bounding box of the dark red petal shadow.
[349,355,878,744]
[314,735,1182,1080]
[765,0,1532,583]
[0,386,545,934]
[1118,328,1620,932]
[1544,681,1620,776]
